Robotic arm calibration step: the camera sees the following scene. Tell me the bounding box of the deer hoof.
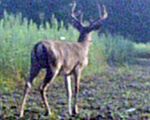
[44,110,51,116]
[72,106,79,115]
[19,113,24,118]
[19,110,25,118]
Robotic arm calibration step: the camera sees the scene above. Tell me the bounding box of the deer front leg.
[73,68,82,115]
[64,75,72,115]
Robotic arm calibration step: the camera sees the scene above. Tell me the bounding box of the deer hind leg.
[73,67,82,115]
[64,75,72,115]
[40,67,59,116]
[20,64,41,118]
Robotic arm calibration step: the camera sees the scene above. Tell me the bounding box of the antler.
[71,0,83,31]
[88,4,108,31]
[71,1,108,32]
[100,5,108,20]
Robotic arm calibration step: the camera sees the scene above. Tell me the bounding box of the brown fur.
[20,2,108,117]
[34,38,90,75]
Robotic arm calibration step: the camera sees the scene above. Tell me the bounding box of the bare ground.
[0,59,150,120]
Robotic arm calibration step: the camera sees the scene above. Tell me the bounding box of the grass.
[0,12,136,92]
[0,12,150,120]
[134,43,150,58]
[100,34,135,66]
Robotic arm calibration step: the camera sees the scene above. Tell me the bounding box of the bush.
[134,43,150,58]
[0,13,79,91]
[0,13,135,92]
[99,34,135,66]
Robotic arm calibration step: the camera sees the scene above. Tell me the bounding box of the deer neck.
[78,32,92,55]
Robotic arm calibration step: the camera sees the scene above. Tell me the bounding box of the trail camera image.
[0,0,150,119]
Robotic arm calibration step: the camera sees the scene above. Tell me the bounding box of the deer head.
[71,1,108,43]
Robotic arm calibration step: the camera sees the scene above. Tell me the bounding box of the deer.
[20,1,108,118]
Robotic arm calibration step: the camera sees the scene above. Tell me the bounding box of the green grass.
[100,34,135,66]
[134,43,150,58]
[0,12,136,92]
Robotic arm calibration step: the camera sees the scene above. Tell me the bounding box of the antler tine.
[71,0,83,31]
[79,11,83,22]
[71,0,78,20]
[101,5,108,20]
[97,4,108,20]
[97,4,102,18]
[88,4,108,31]
[71,0,84,23]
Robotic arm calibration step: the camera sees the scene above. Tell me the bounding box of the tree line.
[0,0,149,42]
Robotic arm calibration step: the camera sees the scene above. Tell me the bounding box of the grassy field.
[0,13,135,92]
[0,13,150,119]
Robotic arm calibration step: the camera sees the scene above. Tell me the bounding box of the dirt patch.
[0,64,150,120]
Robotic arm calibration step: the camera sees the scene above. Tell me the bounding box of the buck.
[20,1,108,118]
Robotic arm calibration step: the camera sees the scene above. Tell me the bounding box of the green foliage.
[0,13,135,92]
[134,43,150,58]
[100,34,135,66]
[0,13,79,92]
[0,73,15,93]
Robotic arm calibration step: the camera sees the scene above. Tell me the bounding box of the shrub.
[99,34,135,66]
[0,12,135,92]
[134,43,150,58]
[0,13,79,91]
